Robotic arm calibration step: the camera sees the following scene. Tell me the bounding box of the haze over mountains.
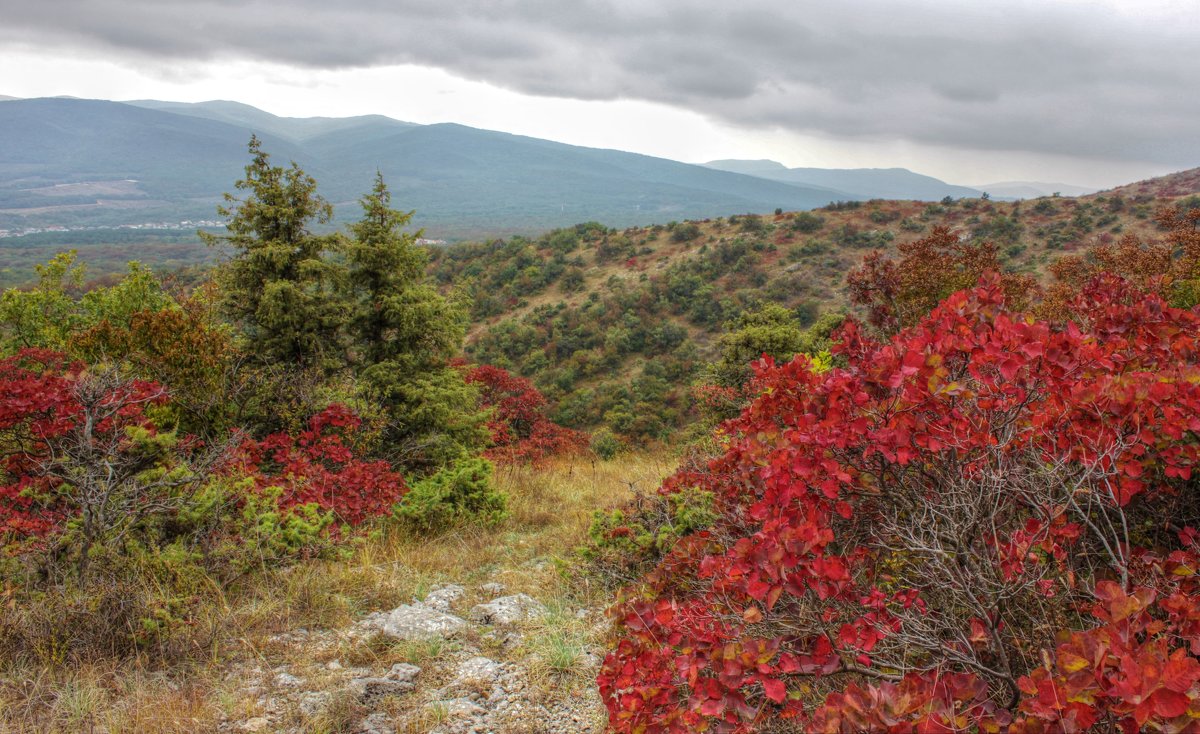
[0,96,1095,241]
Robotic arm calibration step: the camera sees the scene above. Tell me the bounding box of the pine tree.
[201,136,345,369]
[345,173,486,471]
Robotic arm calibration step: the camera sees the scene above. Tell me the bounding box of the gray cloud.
[2,0,1197,166]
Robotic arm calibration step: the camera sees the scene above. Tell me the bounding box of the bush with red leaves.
[464,364,586,464]
[232,404,407,526]
[599,274,1200,733]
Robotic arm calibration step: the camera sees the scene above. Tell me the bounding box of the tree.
[600,274,1200,733]
[201,136,345,370]
[344,173,486,471]
[847,226,1037,334]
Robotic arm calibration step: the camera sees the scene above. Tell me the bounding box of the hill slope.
[444,171,1200,446]
[0,98,851,240]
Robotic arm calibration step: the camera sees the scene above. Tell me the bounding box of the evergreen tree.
[345,173,486,471]
[201,137,345,369]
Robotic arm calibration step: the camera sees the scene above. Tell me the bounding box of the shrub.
[600,274,1200,733]
[589,428,624,460]
[394,456,505,531]
[582,484,715,586]
[670,222,702,243]
[464,364,586,464]
[790,212,825,234]
[231,404,407,527]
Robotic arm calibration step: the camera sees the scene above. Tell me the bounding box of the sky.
[1,0,1197,188]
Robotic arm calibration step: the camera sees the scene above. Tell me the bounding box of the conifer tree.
[345,173,486,471]
[202,136,345,369]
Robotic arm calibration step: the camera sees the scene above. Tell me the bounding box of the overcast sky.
[1,0,1196,187]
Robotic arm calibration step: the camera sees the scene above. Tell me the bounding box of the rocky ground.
[220,580,609,734]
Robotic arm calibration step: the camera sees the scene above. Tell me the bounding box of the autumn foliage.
[599,273,1200,733]
[464,364,586,464]
[0,349,166,540]
[231,404,407,527]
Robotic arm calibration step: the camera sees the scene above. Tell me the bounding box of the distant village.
[0,219,226,239]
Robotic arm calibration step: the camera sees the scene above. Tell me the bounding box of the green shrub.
[394,457,506,531]
[670,222,702,243]
[589,427,624,460]
[580,486,716,586]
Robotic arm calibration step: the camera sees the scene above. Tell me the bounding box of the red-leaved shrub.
[232,404,406,526]
[464,364,586,464]
[600,274,1200,733]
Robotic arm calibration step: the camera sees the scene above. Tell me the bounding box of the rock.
[355,711,394,734]
[358,603,468,640]
[480,582,506,596]
[432,697,485,719]
[423,584,465,611]
[273,671,304,688]
[239,718,271,733]
[348,662,421,703]
[298,691,331,717]
[385,663,422,684]
[469,594,546,626]
[326,659,343,671]
[453,656,504,687]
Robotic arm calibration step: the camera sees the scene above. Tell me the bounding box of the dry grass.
[0,451,675,733]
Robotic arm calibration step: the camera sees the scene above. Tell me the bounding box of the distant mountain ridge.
[704,159,984,201]
[0,97,851,239]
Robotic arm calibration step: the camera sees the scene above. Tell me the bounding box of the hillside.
[0,98,848,243]
[441,172,1200,446]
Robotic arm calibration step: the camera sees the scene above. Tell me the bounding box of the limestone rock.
[358,604,467,640]
[468,594,546,626]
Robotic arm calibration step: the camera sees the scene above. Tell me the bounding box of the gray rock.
[298,691,331,717]
[238,718,271,733]
[480,582,506,596]
[453,656,504,687]
[349,662,421,703]
[358,604,468,640]
[423,584,466,612]
[469,594,546,626]
[355,711,395,734]
[273,671,304,688]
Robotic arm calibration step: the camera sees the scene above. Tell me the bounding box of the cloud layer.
[4,0,1198,166]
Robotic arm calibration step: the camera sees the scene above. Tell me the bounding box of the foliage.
[345,174,487,471]
[464,363,586,464]
[0,350,227,580]
[201,136,344,369]
[583,484,716,587]
[600,274,1200,733]
[847,225,1038,334]
[230,404,407,528]
[0,252,172,353]
[1043,205,1200,316]
[394,456,505,531]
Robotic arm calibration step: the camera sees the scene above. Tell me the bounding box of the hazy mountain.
[0,95,18,101]
[125,99,417,143]
[972,181,1098,199]
[705,159,984,201]
[0,97,852,238]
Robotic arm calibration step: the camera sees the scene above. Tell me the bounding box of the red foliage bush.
[464,364,586,464]
[599,274,1200,733]
[0,349,165,539]
[232,404,406,526]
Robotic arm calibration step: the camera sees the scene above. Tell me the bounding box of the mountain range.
[0,96,1104,241]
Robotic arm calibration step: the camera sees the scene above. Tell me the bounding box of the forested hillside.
[438,182,1200,446]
